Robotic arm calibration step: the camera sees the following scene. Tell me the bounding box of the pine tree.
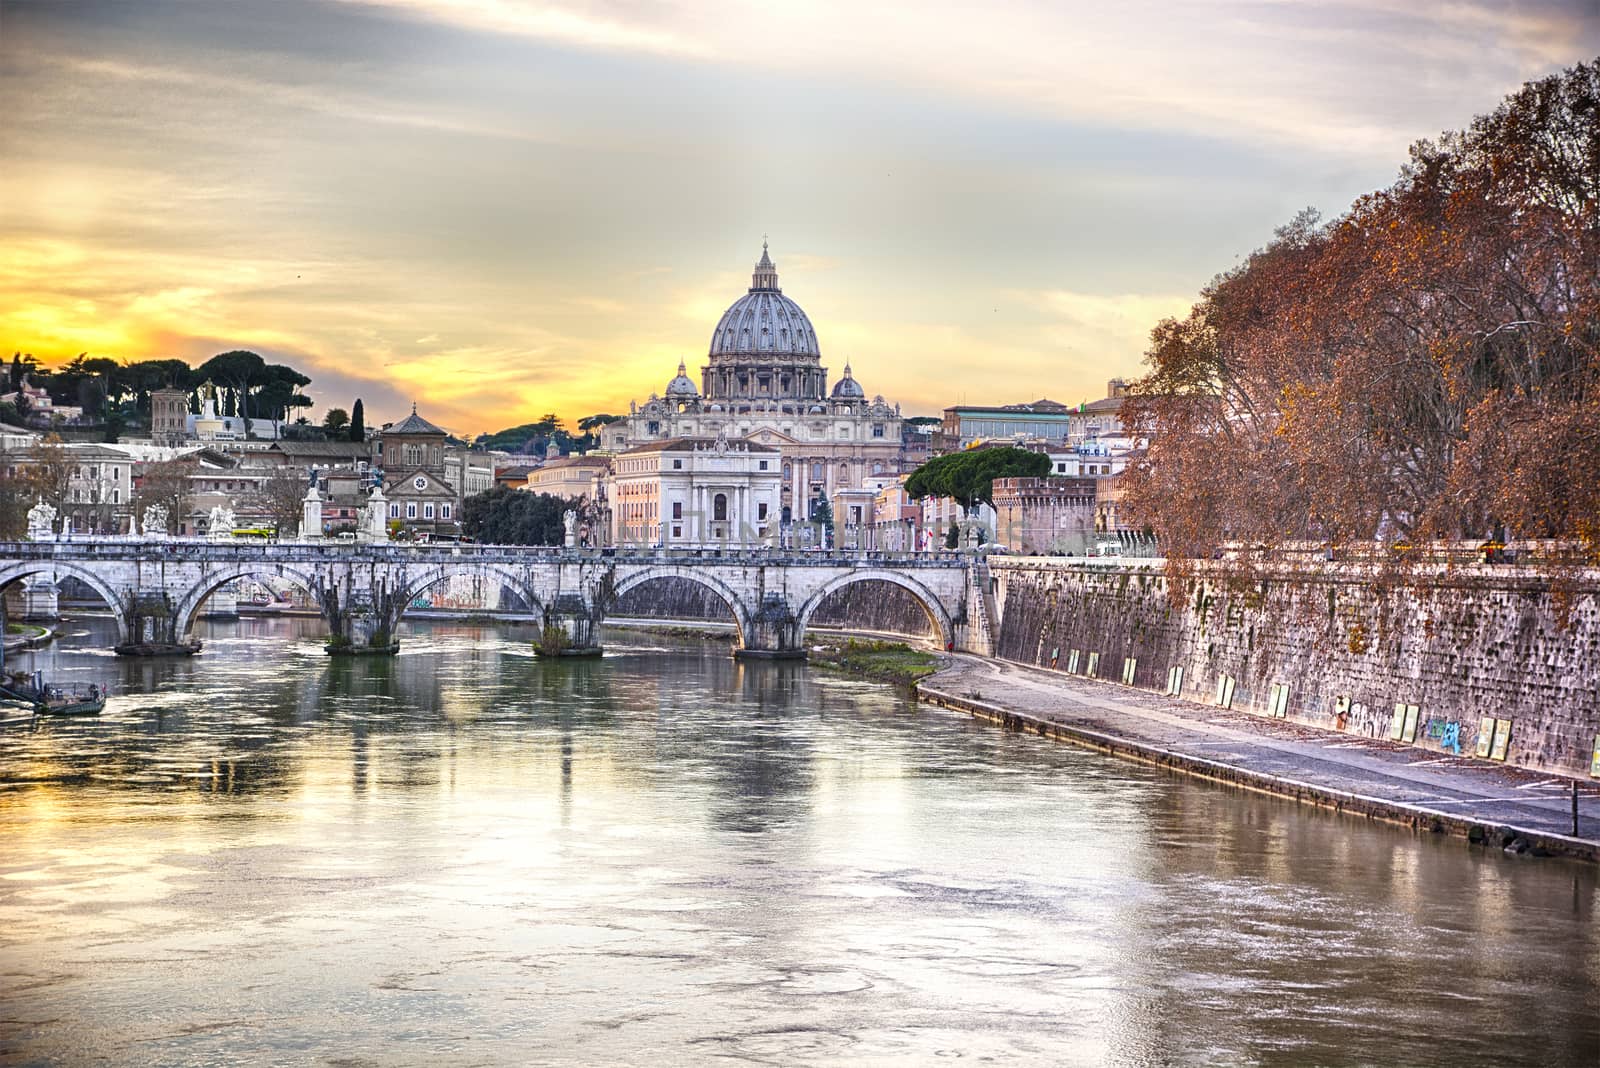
[349,398,365,442]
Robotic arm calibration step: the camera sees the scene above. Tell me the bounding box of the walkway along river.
[1,616,1595,1065]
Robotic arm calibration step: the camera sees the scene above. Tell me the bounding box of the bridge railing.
[0,539,971,568]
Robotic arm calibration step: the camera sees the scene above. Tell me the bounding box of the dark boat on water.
[2,670,107,715]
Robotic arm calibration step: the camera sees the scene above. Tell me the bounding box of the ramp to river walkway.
[919,655,1599,863]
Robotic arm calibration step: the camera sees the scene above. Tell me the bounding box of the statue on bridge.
[207,505,235,539]
[141,504,169,540]
[25,499,56,541]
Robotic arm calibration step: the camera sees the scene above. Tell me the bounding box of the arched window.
[713,493,728,521]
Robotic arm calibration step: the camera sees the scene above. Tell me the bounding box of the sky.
[1,1,1596,437]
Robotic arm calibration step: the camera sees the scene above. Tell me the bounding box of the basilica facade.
[599,244,904,526]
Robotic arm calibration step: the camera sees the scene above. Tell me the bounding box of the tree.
[349,399,365,443]
[195,350,266,437]
[945,521,960,550]
[904,447,1051,510]
[1121,58,1600,558]
[247,466,307,533]
[135,459,193,534]
[323,408,350,434]
[28,435,73,515]
[459,487,571,545]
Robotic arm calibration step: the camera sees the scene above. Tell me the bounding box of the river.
[1,615,1596,1066]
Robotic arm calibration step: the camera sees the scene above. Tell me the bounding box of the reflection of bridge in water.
[0,541,978,658]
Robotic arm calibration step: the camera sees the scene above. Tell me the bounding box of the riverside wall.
[991,558,1600,778]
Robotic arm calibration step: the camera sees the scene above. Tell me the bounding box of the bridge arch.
[609,566,754,648]
[396,563,546,623]
[171,562,329,640]
[0,561,132,644]
[795,568,954,649]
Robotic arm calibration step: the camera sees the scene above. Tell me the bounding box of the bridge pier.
[323,587,401,656]
[20,576,60,621]
[736,594,805,659]
[116,591,202,656]
[537,594,603,657]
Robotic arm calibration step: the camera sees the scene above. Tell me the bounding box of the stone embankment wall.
[611,577,937,638]
[991,558,1600,778]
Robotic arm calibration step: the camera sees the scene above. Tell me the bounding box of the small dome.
[665,360,699,398]
[831,362,865,399]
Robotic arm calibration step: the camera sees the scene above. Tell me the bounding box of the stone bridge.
[0,540,976,658]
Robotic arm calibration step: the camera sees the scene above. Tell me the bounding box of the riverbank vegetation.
[1123,59,1600,558]
[807,638,941,688]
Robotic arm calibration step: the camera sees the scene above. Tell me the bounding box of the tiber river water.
[1,616,1596,1066]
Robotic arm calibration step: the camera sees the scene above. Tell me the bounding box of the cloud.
[335,0,1600,158]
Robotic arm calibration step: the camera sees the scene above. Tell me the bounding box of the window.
[872,424,885,438]
[672,502,682,519]
[672,525,681,538]
[406,502,417,520]
[390,503,401,518]
[112,489,120,504]
[442,504,452,520]
[757,502,768,521]
[672,459,683,470]
[759,460,768,470]
[424,503,435,519]
[113,468,121,481]
[783,464,791,478]
[713,493,728,521]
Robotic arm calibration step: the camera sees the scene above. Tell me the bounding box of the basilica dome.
[708,243,820,358]
[664,360,699,398]
[830,363,865,399]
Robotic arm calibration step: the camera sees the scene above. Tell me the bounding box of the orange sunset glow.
[3,1,1596,435]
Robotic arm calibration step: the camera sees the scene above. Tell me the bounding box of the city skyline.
[2,0,1597,435]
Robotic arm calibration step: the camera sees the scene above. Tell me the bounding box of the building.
[599,244,905,526]
[370,407,461,535]
[940,379,1131,453]
[609,435,780,548]
[990,477,1098,555]
[150,388,189,446]
[940,398,1075,449]
[526,455,611,500]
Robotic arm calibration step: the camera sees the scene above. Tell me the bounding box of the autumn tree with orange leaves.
[1121,59,1600,559]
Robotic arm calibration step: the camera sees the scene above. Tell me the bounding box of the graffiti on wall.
[1425,717,1462,754]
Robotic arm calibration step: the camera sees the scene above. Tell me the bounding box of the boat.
[1,671,107,715]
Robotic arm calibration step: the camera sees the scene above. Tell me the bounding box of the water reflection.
[0,615,1595,1066]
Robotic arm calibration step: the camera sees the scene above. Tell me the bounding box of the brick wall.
[991,558,1600,777]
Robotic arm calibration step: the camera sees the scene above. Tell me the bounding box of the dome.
[665,360,699,398]
[708,243,820,358]
[831,362,865,399]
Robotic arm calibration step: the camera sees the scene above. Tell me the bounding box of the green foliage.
[905,447,1052,509]
[475,412,617,454]
[808,638,940,687]
[536,623,571,656]
[349,399,365,442]
[323,408,350,433]
[460,486,573,545]
[945,521,960,549]
[904,415,941,427]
